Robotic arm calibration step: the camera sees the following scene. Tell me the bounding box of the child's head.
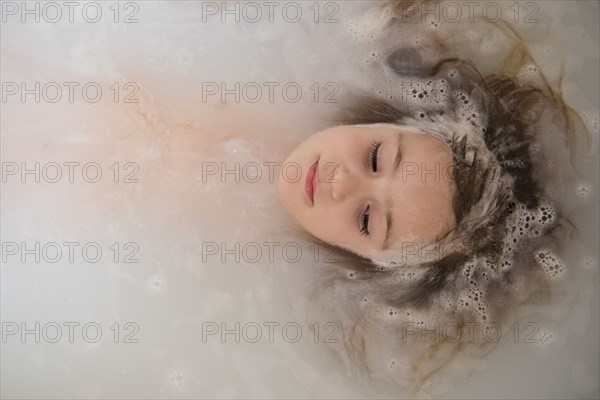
[277,123,456,260]
[276,51,579,395]
[277,50,576,269]
[273,0,589,394]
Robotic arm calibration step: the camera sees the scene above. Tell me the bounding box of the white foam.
[1,1,598,399]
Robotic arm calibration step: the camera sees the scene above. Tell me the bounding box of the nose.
[331,164,361,201]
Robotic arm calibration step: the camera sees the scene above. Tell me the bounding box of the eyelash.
[359,141,381,237]
[359,205,370,236]
[369,141,382,172]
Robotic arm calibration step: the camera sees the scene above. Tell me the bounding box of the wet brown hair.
[305,0,587,307]
[294,0,589,394]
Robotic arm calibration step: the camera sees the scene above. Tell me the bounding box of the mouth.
[305,159,319,205]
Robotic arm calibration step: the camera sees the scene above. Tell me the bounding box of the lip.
[305,159,319,205]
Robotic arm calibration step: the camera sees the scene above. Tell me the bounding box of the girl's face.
[277,124,456,259]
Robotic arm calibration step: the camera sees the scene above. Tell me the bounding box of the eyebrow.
[382,134,403,250]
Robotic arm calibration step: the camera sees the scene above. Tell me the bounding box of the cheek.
[299,212,334,245]
[321,133,364,163]
[301,204,354,247]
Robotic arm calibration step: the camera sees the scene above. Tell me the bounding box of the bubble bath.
[1,1,598,399]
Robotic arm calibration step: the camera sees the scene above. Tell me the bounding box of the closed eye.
[359,205,370,236]
[368,141,382,172]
